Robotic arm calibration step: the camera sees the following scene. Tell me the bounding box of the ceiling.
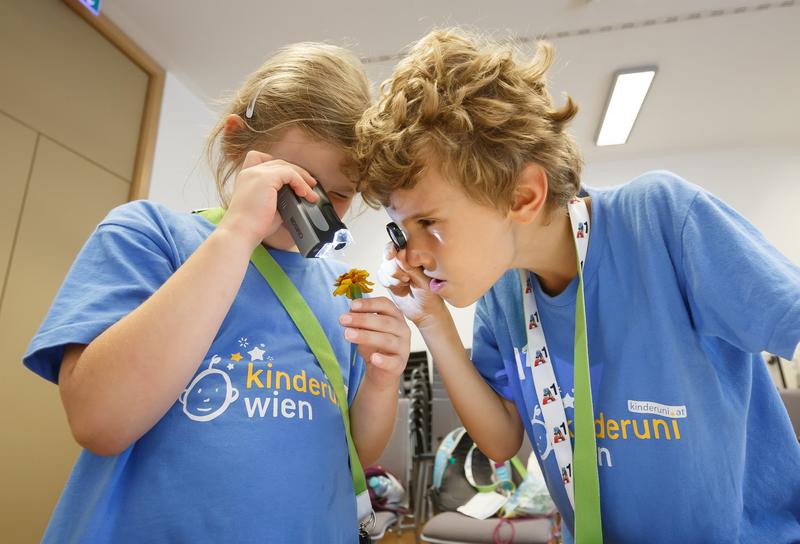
[102,0,800,162]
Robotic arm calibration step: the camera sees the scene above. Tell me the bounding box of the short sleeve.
[680,190,800,359]
[23,218,177,383]
[471,295,513,400]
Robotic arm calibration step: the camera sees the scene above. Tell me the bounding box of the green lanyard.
[195,208,369,510]
[572,249,603,542]
[519,197,602,542]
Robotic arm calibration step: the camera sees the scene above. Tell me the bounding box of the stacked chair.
[367,395,411,542]
[408,363,435,537]
[369,351,434,542]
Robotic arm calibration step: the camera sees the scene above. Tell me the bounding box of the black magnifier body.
[276,183,353,258]
[386,222,407,250]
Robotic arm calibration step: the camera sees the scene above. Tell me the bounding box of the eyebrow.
[390,207,441,223]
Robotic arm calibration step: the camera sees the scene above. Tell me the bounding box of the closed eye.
[418,219,436,227]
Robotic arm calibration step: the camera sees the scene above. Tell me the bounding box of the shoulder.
[589,171,707,243]
[99,200,197,234]
[92,200,213,266]
[593,170,702,214]
[98,200,211,246]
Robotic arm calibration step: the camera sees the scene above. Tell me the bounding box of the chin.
[443,288,484,309]
[446,275,502,307]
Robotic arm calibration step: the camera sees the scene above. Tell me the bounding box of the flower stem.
[350,287,362,367]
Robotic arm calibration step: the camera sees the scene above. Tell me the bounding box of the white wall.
[147,73,218,211]
[583,143,800,264]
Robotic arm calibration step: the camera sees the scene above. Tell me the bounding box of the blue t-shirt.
[472,172,800,543]
[23,201,366,543]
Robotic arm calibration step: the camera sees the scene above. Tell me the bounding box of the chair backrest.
[432,398,462,447]
[376,398,412,489]
[779,389,800,437]
[431,397,535,462]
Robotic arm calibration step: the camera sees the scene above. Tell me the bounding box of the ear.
[223,114,246,138]
[508,163,548,224]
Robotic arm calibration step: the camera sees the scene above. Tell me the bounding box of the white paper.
[456,491,509,520]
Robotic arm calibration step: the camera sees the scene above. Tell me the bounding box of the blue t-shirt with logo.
[23,201,366,543]
[472,172,800,543]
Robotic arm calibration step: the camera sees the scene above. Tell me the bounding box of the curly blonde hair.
[206,43,371,206]
[356,28,582,212]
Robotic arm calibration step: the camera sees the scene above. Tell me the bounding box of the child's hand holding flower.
[334,269,410,390]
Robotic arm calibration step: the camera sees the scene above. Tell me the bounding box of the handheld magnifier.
[277,183,353,258]
[386,222,407,251]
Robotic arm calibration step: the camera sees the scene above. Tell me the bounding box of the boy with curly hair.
[356,28,800,543]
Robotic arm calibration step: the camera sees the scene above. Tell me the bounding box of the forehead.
[387,164,475,220]
[267,127,356,189]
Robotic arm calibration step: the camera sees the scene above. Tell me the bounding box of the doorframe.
[63,0,165,200]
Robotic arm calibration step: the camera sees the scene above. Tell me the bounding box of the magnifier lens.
[386,222,407,249]
[332,229,353,251]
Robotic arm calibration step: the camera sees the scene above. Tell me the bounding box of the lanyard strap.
[195,208,370,515]
[518,197,602,542]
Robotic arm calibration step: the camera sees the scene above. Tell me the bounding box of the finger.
[368,352,406,373]
[285,162,318,188]
[344,328,402,356]
[386,283,412,299]
[272,167,318,203]
[385,248,413,281]
[350,297,405,319]
[241,150,274,170]
[394,252,431,290]
[383,242,397,261]
[377,260,410,288]
[339,311,406,338]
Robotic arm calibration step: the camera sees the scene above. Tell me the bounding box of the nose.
[404,234,435,272]
[203,398,210,403]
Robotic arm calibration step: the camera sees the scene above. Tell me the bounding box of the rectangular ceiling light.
[596,67,657,146]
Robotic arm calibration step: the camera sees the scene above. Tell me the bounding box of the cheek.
[465,231,513,278]
[333,200,352,220]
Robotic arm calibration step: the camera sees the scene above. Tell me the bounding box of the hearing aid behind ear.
[277,183,353,258]
[386,222,407,251]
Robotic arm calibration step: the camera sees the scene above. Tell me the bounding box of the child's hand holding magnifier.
[378,222,448,329]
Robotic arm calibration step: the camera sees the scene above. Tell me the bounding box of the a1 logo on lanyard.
[570,197,590,270]
[517,196,591,513]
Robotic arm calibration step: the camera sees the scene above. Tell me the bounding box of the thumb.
[396,250,431,290]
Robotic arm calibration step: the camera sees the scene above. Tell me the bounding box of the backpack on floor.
[430,427,525,513]
[500,451,556,518]
[364,465,409,515]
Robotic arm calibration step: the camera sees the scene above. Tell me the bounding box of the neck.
[263,227,299,253]
[511,198,590,296]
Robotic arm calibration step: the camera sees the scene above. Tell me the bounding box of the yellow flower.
[333,268,374,299]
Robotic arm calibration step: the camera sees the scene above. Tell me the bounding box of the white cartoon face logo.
[179,355,239,422]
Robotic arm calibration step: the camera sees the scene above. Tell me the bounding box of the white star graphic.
[226,363,234,371]
[562,393,575,409]
[248,346,265,361]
